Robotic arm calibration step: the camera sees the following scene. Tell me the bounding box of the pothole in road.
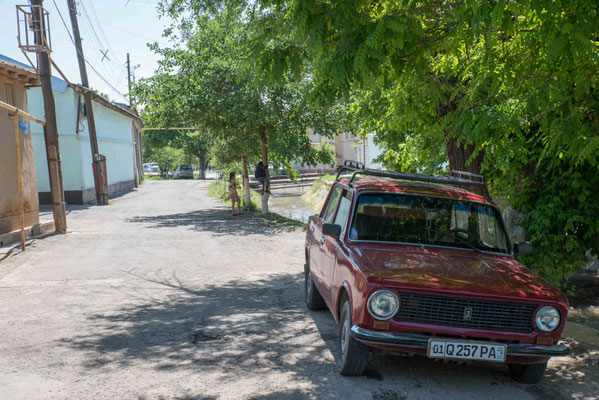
[189,330,230,344]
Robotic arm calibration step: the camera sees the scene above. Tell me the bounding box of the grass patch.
[208,180,259,210]
[144,174,170,181]
[308,174,335,194]
[260,212,305,228]
[208,181,304,229]
[302,174,335,212]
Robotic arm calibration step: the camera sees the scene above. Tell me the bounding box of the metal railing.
[335,160,491,200]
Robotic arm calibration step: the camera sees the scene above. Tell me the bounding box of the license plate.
[427,340,506,362]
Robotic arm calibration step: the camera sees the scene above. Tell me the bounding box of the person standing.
[228,172,242,216]
[254,161,270,194]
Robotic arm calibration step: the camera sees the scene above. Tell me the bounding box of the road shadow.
[127,208,300,237]
[59,272,344,398]
[59,270,596,399]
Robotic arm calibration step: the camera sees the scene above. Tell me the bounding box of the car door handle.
[320,237,326,245]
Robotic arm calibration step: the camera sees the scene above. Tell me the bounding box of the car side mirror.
[322,223,342,239]
[514,242,532,256]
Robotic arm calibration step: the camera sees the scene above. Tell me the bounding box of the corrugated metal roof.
[0,54,34,71]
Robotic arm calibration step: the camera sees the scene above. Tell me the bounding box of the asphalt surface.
[0,180,597,399]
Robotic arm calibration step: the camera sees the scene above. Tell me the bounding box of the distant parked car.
[143,162,159,173]
[173,164,194,179]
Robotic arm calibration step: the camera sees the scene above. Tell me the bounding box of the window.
[322,186,342,223]
[349,193,509,253]
[333,190,353,230]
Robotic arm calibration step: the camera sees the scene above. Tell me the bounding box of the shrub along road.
[0,180,596,399]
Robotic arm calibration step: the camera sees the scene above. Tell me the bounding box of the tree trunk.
[438,96,486,197]
[241,155,251,209]
[198,155,206,179]
[259,125,270,214]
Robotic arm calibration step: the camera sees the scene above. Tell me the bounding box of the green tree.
[135,6,340,212]
[162,0,599,283]
[153,146,185,176]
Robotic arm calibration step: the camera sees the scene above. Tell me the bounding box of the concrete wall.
[29,84,137,204]
[0,76,40,235]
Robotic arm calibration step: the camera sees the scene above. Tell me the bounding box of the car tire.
[508,362,547,384]
[304,263,326,310]
[337,300,369,376]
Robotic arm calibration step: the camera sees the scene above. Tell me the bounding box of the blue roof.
[0,53,68,93]
[0,54,35,71]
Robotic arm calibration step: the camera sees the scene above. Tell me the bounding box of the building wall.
[29,84,137,204]
[0,75,40,235]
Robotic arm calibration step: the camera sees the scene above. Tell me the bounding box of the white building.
[28,76,143,204]
[296,131,384,172]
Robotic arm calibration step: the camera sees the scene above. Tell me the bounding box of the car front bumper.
[351,325,570,357]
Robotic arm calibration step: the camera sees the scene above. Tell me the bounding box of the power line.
[102,21,156,41]
[77,1,124,78]
[50,0,128,101]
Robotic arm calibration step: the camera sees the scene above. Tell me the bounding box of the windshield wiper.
[421,228,482,254]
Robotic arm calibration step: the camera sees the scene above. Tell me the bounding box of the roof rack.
[335,160,491,200]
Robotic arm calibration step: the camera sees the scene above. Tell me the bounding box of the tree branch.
[522,100,569,122]
[393,2,464,16]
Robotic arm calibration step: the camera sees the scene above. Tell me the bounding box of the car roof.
[338,176,492,204]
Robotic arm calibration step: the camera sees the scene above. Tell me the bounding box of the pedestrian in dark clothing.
[254,161,270,194]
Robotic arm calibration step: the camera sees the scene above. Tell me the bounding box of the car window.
[322,186,342,223]
[349,193,509,253]
[333,190,352,230]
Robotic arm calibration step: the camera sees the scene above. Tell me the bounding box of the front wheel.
[508,362,548,384]
[304,263,326,310]
[337,300,369,376]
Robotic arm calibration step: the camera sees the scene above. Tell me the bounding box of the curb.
[0,221,55,248]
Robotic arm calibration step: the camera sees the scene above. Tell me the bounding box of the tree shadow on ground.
[127,208,300,237]
[60,272,343,398]
[59,270,597,399]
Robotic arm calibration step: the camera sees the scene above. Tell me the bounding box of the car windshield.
[181,165,192,170]
[349,193,509,254]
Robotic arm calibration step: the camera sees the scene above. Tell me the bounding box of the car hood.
[352,245,558,302]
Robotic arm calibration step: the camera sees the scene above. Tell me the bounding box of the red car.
[305,161,569,383]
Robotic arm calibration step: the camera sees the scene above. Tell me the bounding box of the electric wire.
[77,1,124,81]
[50,0,129,101]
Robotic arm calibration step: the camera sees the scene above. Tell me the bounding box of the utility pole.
[127,53,132,107]
[30,0,68,233]
[67,0,108,205]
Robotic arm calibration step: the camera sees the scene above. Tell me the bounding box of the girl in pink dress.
[228,172,242,216]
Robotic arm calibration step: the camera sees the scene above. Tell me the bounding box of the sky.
[0,0,173,103]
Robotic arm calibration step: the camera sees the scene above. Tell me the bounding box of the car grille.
[394,292,538,333]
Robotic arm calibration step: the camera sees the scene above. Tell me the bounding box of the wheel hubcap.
[306,272,312,295]
[341,316,349,357]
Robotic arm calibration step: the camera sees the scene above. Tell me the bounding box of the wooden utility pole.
[67,0,108,205]
[30,0,67,234]
[127,53,132,107]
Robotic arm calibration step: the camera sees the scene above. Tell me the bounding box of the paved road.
[0,180,596,399]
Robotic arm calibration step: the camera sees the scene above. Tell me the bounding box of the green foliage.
[513,160,599,286]
[134,5,344,177]
[152,146,186,175]
[152,0,599,283]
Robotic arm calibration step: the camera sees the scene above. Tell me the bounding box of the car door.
[309,185,342,294]
[322,188,353,300]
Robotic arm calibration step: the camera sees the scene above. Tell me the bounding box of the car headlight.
[535,306,560,332]
[367,290,400,320]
